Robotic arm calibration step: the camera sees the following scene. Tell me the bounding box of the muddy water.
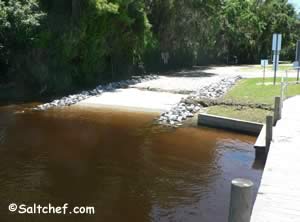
[0,105,263,222]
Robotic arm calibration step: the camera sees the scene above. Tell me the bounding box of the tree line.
[0,0,299,99]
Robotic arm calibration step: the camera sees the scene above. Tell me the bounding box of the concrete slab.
[198,113,263,135]
[254,125,266,149]
[77,88,186,113]
[251,95,300,222]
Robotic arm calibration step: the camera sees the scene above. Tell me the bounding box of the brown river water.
[0,104,263,222]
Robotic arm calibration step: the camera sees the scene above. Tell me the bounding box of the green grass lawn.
[207,77,300,123]
[224,78,300,105]
[207,106,273,123]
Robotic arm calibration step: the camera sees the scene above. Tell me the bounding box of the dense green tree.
[15,0,150,95]
[0,0,299,100]
[257,0,300,60]
[0,0,45,83]
[144,0,222,69]
[216,0,299,63]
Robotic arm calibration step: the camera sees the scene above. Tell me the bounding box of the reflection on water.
[0,105,263,222]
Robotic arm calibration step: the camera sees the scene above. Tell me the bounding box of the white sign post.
[272,33,282,85]
[295,40,300,82]
[261,59,268,85]
[293,61,300,83]
[161,52,170,64]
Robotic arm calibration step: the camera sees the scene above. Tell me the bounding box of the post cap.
[232,178,254,188]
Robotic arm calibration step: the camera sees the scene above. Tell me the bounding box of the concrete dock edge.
[198,113,263,135]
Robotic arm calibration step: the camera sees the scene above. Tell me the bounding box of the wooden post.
[266,115,273,155]
[273,96,281,125]
[228,178,254,222]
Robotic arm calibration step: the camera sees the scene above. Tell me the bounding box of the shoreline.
[74,103,164,115]
[76,88,186,114]
[29,73,242,127]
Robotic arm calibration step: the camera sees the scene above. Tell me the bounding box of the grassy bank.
[207,77,300,123]
[207,106,273,123]
[224,77,300,104]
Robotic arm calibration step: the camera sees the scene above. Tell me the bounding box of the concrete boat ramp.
[251,96,300,222]
[78,88,186,113]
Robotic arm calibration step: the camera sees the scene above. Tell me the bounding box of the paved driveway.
[132,65,298,93]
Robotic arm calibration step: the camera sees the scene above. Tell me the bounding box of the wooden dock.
[251,96,300,222]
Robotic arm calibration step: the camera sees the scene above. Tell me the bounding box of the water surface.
[0,105,263,222]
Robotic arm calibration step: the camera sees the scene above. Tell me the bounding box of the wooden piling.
[266,115,273,155]
[273,96,281,125]
[228,178,254,222]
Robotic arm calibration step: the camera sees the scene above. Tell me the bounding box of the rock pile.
[158,102,201,126]
[33,75,159,111]
[191,76,242,99]
[158,76,242,126]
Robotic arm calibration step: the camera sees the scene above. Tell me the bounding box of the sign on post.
[261,59,268,67]
[161,52,170,65]
[272,33,282,85]
[261,59,268,84]
[272,34,282,51]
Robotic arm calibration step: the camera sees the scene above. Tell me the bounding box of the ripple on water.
[0,105,263,222]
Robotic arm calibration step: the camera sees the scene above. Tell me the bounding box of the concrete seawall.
[198,113,263,135]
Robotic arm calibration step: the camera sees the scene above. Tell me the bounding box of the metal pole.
[285,71,288,98]
[273,52,277,85]
[273,34,278,85]
[263,64,266,85]
[296,40,300,83]
[228,178,254,222]
[280,73,284,103]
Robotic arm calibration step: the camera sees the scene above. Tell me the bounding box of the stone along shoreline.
[33,74,242,127]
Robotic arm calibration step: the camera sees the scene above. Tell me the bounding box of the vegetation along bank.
[0,0,299,100]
